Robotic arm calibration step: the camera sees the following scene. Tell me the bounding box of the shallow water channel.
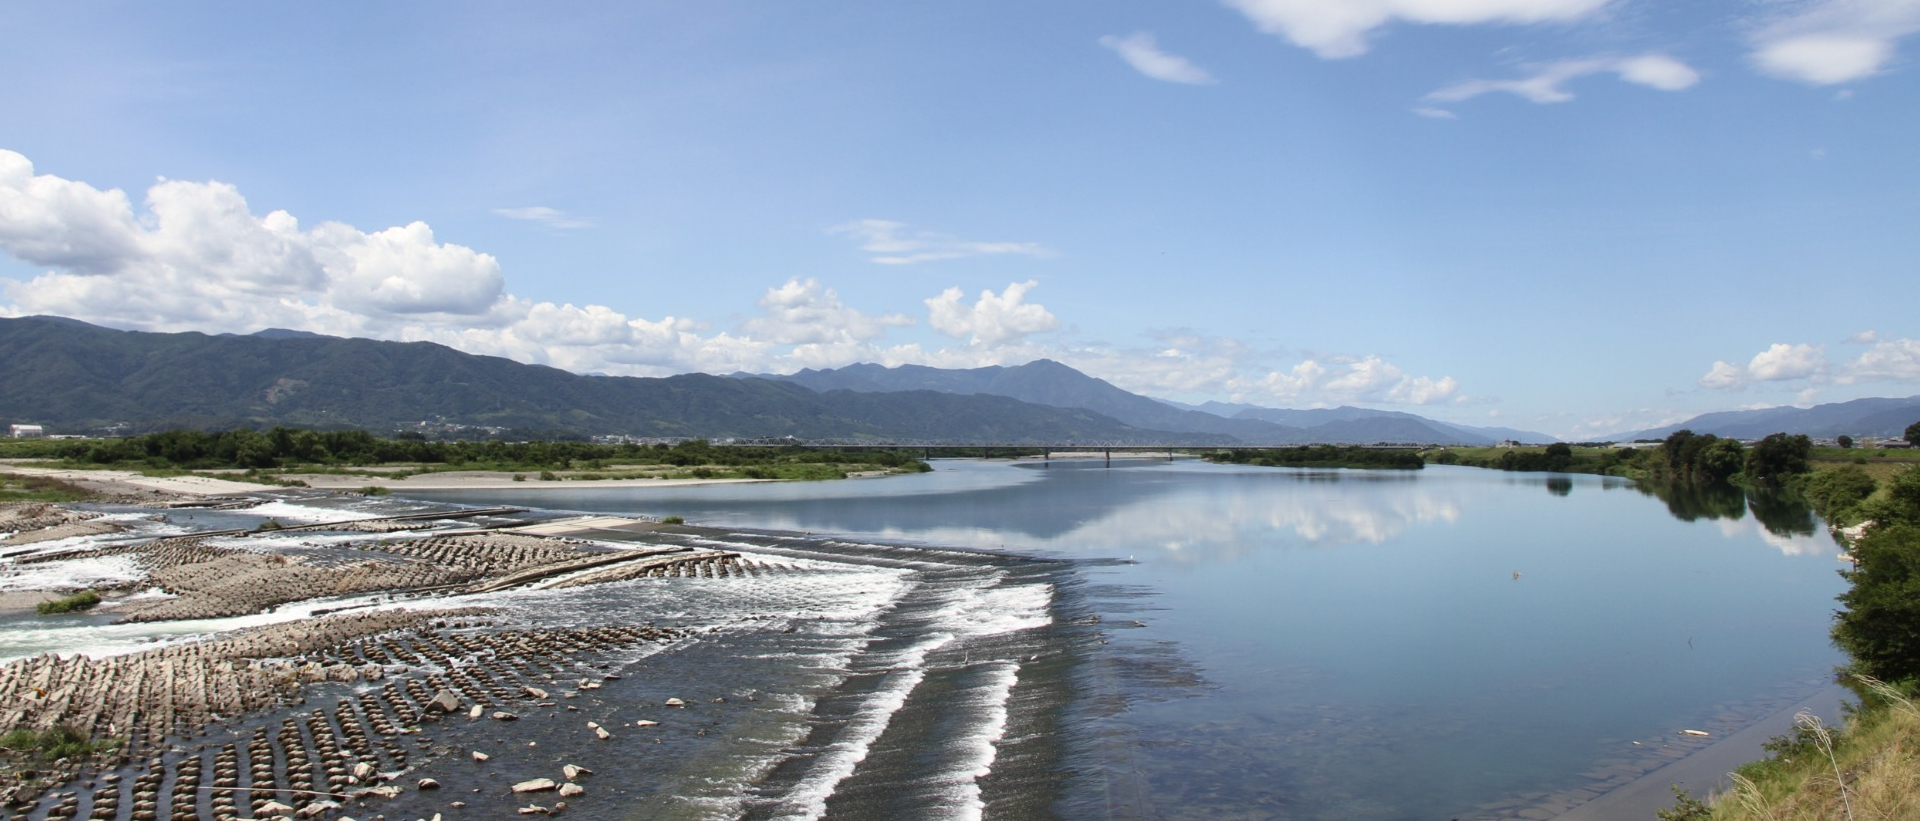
[406,458,1850,821]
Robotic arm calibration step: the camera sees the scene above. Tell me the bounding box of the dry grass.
[1708,679,1920,821]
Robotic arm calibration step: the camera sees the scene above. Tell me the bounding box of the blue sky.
[1,1,1916,438]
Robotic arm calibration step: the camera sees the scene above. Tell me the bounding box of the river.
[399,458,1849,820]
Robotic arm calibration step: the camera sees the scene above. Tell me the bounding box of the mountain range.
[748,362,1554,445]
[23,314,1905,446]
[1602,396,1920,442]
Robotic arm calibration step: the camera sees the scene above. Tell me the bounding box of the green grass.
[34,590,101,615]
[0,724,117,761]
[1673,677,1920,820]
[0,473,92,503]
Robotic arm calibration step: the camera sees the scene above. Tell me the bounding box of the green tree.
[1833,522,1920,682]
[1908,420,1920,449]
[1745,432,1812,484]
[1838,434,1854,449]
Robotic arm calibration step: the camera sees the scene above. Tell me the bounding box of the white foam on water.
[0,589,429,664]
[0,553,145,592]
[244,500,388,524]
[766,634,946,821]
[765,574,1052,821]
[928,661,1023,821]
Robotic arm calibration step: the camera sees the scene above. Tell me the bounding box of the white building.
[8,424,46,438]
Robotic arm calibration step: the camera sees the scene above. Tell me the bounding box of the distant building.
[8,424,46,438]
[1496,439,1521,448]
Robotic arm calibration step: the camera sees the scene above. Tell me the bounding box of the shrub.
[35,590,100,615]
[359,485,390,496]
[660,515,685,525]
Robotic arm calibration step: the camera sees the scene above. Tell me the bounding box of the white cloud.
[1699,360,1747,390]
[1700,337,1920,394]
[1843,337,1920,382]
[830,219,1051,265]
[1222,0,1613,59]
[493,206,594,230]
[925,280,1060,346]
[1698,342,1829,389]
[739,277,913,346]
[1747,342,1827,381]
[1229,355,1460,406]
[1424,54,1699,105]
[1751,0,1920,85]
[0,149,1483,416]
[1099,32,1218,84]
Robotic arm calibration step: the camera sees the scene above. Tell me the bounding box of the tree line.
[1208,446,1425,470]
[41,428,930,472]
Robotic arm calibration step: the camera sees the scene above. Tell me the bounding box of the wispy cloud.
[1222,0,1614,59]
[492,206,594,230]
[830,219,1052,265]
[1749,0,1920,85]
[1422,54,1698,110]
[1099,32,1217,84]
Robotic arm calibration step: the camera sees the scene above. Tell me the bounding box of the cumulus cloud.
[1750,0,1920,85]
[1423,54,1699,107]
[492,206,594,230]
[1699,342,1829,389]
[739,277,913,346]
[1099,32,1218,84]
[1694,337,1920,394]
[0,149,1480,414]
[830,219,1051,265]
[1230,355,1461,406]
[1222,0,1613,59]
[1844,337,1920,382]
[925,280,1060,346]
[1748,342,1827,381]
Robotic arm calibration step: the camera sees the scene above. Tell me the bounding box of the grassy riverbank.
[1664,460,1920,819]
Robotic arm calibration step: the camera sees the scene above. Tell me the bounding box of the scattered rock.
[561,764,591,780]
[512,778,558,794]
[493,711,520,721]
[418,778,441,789]
[557,783,584,798]
[361,785,400,799]
[469,705,484,720]
[524,686,549,699]
[518,805,549,815]
[594,726,611,740]
[259,800,294,815]
[427,690,461,713]
[635,719,658,728]
[353,762,375,780]
[663,697,685,707]
[471,751,490,762]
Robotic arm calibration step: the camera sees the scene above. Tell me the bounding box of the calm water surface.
[411,459,1848,820]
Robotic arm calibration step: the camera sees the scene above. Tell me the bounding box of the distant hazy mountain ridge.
[0,316,1575,444]
[749,361,1557,445]
[0,317,1211,443]
[1604,396,1920,442]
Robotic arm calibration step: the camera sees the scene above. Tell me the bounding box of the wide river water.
[406,458,1848,821]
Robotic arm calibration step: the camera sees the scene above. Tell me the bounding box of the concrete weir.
[0,498,1077,821]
